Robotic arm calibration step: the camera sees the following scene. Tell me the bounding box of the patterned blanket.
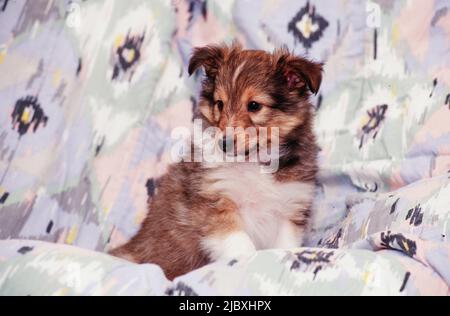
[0,0,449,295]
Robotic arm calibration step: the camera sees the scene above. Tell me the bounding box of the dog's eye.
[215,100,224,111]
[247,101,262,112]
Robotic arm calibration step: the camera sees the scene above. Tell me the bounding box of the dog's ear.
[188,45,226,79]
[276,51,323,95]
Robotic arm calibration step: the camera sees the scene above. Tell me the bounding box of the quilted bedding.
[0,0,449,296]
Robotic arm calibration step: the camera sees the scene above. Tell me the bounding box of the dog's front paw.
[274,220,303,249]
[202,231,257,262]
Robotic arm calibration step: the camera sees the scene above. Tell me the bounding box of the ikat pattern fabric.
[0,0,449,295]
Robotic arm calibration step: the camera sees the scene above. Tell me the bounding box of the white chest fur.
[204,163,315,249]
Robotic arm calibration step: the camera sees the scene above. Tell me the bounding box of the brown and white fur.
[110,44,322,280]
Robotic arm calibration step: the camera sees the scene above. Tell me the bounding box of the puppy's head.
[188,43,322,157]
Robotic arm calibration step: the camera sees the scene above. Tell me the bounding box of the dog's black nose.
[219,136,234,153]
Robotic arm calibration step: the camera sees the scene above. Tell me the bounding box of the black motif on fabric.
[359,104,388,149]
[363,182,378,193]
[290,250,334,271]
[390,198,400,214]
[188,0,207,22]
[399,271,411,292]
[380,231,417,257]
[18,246,34,255]
[288,1,329,49]
[76,58,82,76]
[95,136,105,157]
[0,191,9,204]
[406,204,423,226]
[324,228,342,249]
[166,281,199,296]
[112,31,145,81]
[46,220,54,234]
[429,78,437,98]
[145,178,156,198]
[373,29,378,60]
[1,0,10,12]
[11,96,48,136]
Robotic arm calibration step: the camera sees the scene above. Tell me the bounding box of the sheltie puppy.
[110,43,322,280]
